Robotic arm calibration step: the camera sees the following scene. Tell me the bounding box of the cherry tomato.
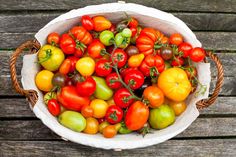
[169,33,183,46]
[93,16,112,32]
[124,69,144,90]
[103,125,117,138]
[95,59,112,77]
[120,67,137,78]
[169,101,187,116]
[76,76,96,97]
[143,86,164,108]
[88,39,105,59]
[105,105,123,124]
[67,56,79,73]
[59,59,71,75]
[178,42,193,58]
[60,34,76,54]
[189,47,206,62]
[125,101,149,131]
[128,53,145,68]
[161,47,173,60]
[105,72,122,89]
[47,99,61,116]
[99,30,114,46]
[52,73,67,87]
[130,27,137,37]
[81,105,94,118]
[76,57,95,76]
[83,117,99,134]
[69,26,92,45]
[111,49,128,68]
[47,32,60,45]
[90,99,109,118]
[171,57,184,66]
[114,88,134,108]
[128,17,138,28]
[81,15,94,31]
[121,28,132,38]
[126,45,139,56]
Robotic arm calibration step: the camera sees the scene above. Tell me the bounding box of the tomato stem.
[38,49,52,64]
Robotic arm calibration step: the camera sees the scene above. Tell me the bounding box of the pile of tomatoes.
[35,15,206,138]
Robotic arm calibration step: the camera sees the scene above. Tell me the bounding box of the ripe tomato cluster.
[35,15,206,138]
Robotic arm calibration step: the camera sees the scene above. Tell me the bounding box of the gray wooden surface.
[0,0,236,156]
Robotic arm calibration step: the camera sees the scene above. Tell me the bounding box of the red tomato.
[81,15,94,31]
[114,88,134,108]
[67,56,79,73]
[111,49,128,68]
[125,101,149,131]
[76,76,96,97]
[130,27,137,37]
[105,72,122,89]
[57,86,90,111]
[88,39,105,59]
[139,61,150,76]
[171,57,184,66]
[92,16,112,32]
[81,105,94,118]
[189,47,206,62]
[169,33,183,46]
[59,34,76,54]
[105,105,123,124]
[59,59,71,75]
[74,48,84,58]
[69,26,92,45]
[178,42,193,58]
[128,17,138,28]
[47,32,60,45]
[120,67,137,78]
[109,24,116,33]
[95,59,112,77]
[47,99,61,116]
[124,69,144,90]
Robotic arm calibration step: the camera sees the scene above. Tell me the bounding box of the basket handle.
[9,39,41,107]
[196,51,224,109]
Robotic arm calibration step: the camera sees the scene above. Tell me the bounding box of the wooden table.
[0,0,236,156]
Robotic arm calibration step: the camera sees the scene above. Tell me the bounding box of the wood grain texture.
[0,13,235,33]
[0,117,235,140]
[0,0,235,13]
[0,139,235,156]
[1,32,236,50]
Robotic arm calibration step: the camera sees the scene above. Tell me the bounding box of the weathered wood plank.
[0,0,235,13]
[0,118,235,140]
[1,96,235,118]
[1,32,235,50]
[0,139,235,156]
[1,13,235,33]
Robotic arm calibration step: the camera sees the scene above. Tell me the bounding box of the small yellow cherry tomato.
[35,70,54,92]
[83,117,99,134]
[169,101,187,116]
[128,53,144,68]
[90,99,109,118]
[76,57,95,76]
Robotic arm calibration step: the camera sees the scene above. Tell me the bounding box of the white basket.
[21,2,211,150]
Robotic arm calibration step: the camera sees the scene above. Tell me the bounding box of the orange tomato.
[83,117,99,134]
[128,53,145,68]
[169,101,187,116]
[59,59,71,75]
[169,33,183,46]
[158,67,191,102]
[103,125,117,138]
[92,16,112,32]
[143,86,164,108]
[81,105,94,118]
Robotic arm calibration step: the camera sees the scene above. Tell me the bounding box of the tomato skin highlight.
[125,101,149,131]
[81,15,94,31]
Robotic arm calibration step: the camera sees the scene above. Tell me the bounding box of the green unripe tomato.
[92,76,113,100]
[122,28,132,38]
[99,30,114,46]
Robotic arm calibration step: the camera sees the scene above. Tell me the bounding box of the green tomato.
[58,111,86,132]
[115,33,130,48]
[122,28,132,38]
[149,104,175,129]
[43,92,57,105]
[92,76,113,100]
[38,45,65,71]
[118,123,132,134]
[99,30,114,46]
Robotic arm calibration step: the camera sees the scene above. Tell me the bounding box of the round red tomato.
[171,57,184,66]
[60,34,76,54]
[47,32,60,45]
[95,59,112,77]
[189,47,206,62]
[111,49,128,68]
[169,33,183,46]
[178,42,193,58]
[88,39,105,59]
[128,17,138,28]
[47,99,61,116]
[105,105,123,124]
[106,72,122,89]
[125,101,149,131]
[76,76,96,97]
[81,15,94,31]
[124,69,144,90]
[114,88,134,108]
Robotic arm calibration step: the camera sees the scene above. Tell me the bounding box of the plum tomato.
[76,76,96,97]
[178,42,193,58]
[81,15,94,31]
[105,105,123,124]
[169,33,183,46]
[59,59,71,75]
[95,59,112,77]
[47,99,61,116]
[124,69,144,90]
[111,49,128,68]
[189,47,206,62]
[93,16,112,32]
[114,88,134,108]
[105,72,122,89]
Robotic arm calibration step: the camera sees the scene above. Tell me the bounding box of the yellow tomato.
[158,67,191,102]
[169,101,187,116]
[76,57,95,76]
[35,70,54,92]
[90,99,108,118]
[83,117,99,134]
